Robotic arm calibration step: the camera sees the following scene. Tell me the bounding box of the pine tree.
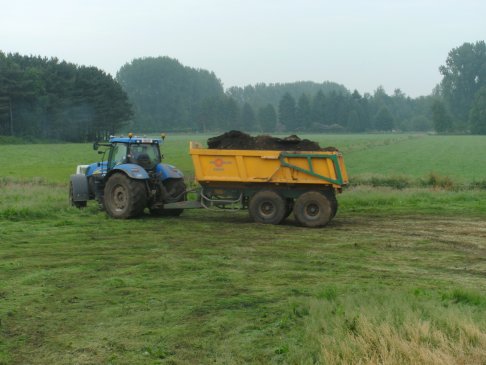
[278,92,296,131]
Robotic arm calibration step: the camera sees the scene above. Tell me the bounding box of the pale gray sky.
[1,0,485,97]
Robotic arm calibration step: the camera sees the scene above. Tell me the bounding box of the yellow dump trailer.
[190,142,348,187]
[188,142,348,227]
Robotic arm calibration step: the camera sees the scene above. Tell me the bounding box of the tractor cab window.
[109,143,128,169]
[128,143,160,170]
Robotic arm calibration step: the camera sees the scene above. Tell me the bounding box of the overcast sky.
[1,0,485,97]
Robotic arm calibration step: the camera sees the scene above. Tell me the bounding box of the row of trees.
[116,57,224,133]
[195,86,434,133]
[433,41,486,134]
[116,57,434,133]
[1,41,485,140]
[0,52,132,141]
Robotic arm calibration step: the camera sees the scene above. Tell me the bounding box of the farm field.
[3,133,486,184]
[1,134,486,364]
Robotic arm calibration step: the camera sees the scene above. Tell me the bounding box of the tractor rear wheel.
[293,191,333,228]
[104,173,146,219]
[249,190,286,225]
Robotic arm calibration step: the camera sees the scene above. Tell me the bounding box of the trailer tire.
[294,191,333,228]
[324,189,338,218]
[104,173,146,219]
[249,190,286,225]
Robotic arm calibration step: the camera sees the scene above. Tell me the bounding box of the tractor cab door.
[108,143,128,170]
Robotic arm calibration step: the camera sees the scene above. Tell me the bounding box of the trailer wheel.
[324,189,338,218]
[104,173,146,219]
[249,190,286,225]
[69,181,87,208]
[294,191,333,228]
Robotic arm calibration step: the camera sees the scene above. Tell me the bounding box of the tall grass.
[340,185,486,215]
[351,172,486,190]
[290,288,486,364]
[0,177,86,220]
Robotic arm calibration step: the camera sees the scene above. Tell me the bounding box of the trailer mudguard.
[111,163,150,179]
[156,163,184,180]
[70,174,89,201]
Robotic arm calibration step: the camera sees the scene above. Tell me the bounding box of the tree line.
[432,41,486,134]
[117,58,434,134]
[110,44,486,135]
[0,52,132,142]
[1,41,485,141]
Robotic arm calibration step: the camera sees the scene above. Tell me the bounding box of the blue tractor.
[69,134,187,218]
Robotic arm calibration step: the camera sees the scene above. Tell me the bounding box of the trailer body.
[189,142,348,227]
[190,142,347,187]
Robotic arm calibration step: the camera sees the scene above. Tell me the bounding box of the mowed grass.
[1,134,486,364]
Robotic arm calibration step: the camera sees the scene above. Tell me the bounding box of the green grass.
[1,202,485,364]
[1,133,486,364]
[2,133,486,185]
[342,135,486,182]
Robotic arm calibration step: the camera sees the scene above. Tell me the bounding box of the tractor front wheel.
[104,173,146,219]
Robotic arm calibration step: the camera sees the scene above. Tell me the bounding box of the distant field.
[2,133,486,184]
[1,133,486,364]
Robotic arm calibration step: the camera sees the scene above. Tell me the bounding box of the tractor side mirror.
[93,141,99,151]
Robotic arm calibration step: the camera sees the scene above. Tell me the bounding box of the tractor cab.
[106,136,162,172]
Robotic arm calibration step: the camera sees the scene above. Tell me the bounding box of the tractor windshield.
[128,143,161,170]
[109,143,128,169]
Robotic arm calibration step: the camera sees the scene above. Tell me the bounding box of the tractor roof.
[109,136,162,144]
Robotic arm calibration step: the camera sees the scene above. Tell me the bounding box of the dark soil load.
[207,130,338,152]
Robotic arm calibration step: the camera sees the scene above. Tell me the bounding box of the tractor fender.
[156,163,184,181]
[70,174,89,201]
[110,163,150,180]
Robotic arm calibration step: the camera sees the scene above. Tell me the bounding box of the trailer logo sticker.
[210,158,231,171]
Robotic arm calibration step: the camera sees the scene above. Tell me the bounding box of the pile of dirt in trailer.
[207,130,338,151]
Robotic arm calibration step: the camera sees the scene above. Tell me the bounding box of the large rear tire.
[104,173,146,219]
[293,191,333,228]
[249,190,286,225]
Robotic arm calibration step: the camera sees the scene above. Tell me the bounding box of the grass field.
[1,134,486,364]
